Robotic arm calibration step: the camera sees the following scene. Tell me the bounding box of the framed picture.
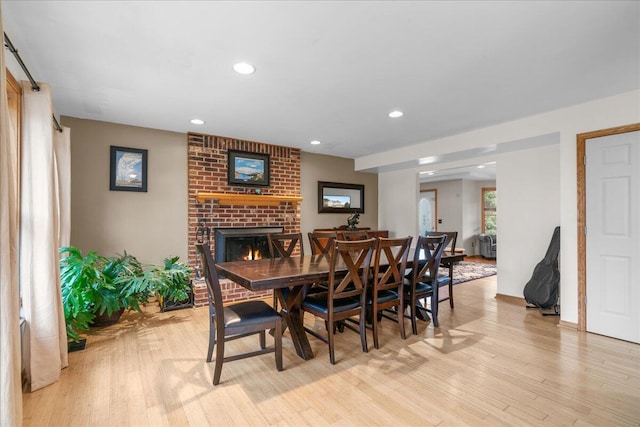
[110,146,147,192]
[227,150,270,187]
[318,181,364,213]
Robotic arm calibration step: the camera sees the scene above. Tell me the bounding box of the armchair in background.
[478,234,497,259]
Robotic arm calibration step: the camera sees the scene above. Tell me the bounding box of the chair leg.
[360,311,368,353]
[410,298,418,335]
[275,318,283,371]
[397,303,406,340]
[372,305,380,349]
[449,281,454,309]
[431,293,439,328]
[328,319,336,365]
[212,337,224,386]
[206,322,215,362]
[259,330,266,349]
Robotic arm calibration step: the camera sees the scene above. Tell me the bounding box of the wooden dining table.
[216,251,466,360]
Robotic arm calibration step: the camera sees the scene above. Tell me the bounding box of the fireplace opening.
[214,227,284,263]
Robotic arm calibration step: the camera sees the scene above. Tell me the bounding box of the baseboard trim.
[558,320,578,330]
[495,293,526,305]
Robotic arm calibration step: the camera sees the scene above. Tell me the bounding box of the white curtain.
[0,0,24,424]
[54,129,71,248]
[20,80,69,392]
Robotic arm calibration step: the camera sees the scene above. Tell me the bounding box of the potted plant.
[60,246,192,348]
[60,247,113,347]
[154,256,193,312]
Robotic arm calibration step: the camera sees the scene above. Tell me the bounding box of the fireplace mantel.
[195,192,303,206]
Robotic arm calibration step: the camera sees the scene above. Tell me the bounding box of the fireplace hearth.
[214,226,284,263]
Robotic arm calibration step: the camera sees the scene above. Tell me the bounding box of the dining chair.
[196,244,283,386]
[405,235,447,333]
[425,231,457,255]
[301,238,376,364]
[268,232,304,311]
[368,236,412,349]
[425,231,459,308]
[268,232,304,258]
[308,231,338,254]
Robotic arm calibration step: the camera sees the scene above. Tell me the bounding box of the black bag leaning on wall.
[523,226,560,314]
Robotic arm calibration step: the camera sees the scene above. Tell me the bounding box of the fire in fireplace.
[214,227,284,263]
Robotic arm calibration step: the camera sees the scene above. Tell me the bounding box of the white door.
[586,130,640,343]
[419,190,437,235]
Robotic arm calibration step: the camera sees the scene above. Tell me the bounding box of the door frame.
[577,123,640,332]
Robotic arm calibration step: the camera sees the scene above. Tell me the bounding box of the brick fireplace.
[187,133,301,306]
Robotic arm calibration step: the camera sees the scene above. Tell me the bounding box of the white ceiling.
[3,1,639,162]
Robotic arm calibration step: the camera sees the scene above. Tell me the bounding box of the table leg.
[275,287,315,360]
[415,299,431,321]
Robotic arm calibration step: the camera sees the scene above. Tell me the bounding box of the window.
[482,187,496,234]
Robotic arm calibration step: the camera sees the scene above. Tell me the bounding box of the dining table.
[215,251,466,360]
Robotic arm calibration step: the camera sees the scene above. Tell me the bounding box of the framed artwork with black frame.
[318,181,365,213]
[109,146,148,192]
[227,150,270,187]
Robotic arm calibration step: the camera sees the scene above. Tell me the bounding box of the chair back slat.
[329,238,375,304]
[374,236,412,292]
[308,231,338,254]
[268,232,304,258]
[196,244,224,324]
[424,231,458,256]
[412,235,447,285]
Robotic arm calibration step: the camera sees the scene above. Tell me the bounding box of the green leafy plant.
[60,246,191,342]
[154,256,192,302]
[60,247,108,342]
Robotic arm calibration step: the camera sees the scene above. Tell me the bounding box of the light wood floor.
[23,276,640,426]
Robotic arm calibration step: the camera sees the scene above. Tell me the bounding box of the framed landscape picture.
[110,146,147,192]
[227,150,270,187]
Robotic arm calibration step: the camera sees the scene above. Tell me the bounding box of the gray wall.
[63,117,379,263]
[63,116,188,265]
[420,179,495,254]
[300,151,378,254]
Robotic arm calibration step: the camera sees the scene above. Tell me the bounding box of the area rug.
[441,261,497,285]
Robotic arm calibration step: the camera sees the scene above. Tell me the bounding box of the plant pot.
[159,287,194,312]
[68,338,87,352]
[90,308,125,327]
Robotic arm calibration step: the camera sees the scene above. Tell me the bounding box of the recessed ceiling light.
[427,171,435,176]
[190,119,205,125]
[388,110,403,118]
[477,165,486,169]
[233,62,255,75]
[310,140,321,145]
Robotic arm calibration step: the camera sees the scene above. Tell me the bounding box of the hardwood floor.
[23,276,639,426]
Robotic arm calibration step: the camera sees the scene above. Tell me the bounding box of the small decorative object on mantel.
[243,188,263,195]
[347,212,360,230]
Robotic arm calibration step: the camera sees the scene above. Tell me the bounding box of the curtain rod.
[3,32,63,132]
